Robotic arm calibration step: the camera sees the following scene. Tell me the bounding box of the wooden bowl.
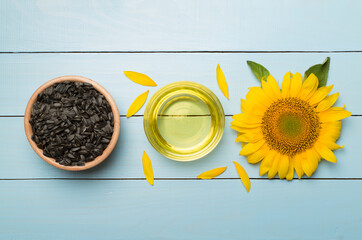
[24,76,121,171]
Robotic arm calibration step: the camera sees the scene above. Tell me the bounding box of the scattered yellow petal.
[142,151,154,186]
[216,64,229,99]
[124,71,157,86]
[197,167,227,179]
[233,161,251,192]
[126,90,149,117]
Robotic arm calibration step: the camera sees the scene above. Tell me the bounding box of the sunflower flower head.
[231,72,351,180]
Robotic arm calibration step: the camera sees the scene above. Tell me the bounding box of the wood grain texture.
[0,53,361,115]
[0,116,359,179]
[1,1,361,239]
[1,180,362,240]
[0,0,361,51]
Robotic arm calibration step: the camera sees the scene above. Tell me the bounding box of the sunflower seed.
[29,81,114,167]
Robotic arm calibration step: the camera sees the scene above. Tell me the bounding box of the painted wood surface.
[1,0,362,51]
[1,53,361,115]
[1,180,362,240]
[0,0,361,239]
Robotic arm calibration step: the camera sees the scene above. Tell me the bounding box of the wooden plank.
[0,53,361,115]
[0,179,361,239]
[0,116,359,179]
[0,0,361,51]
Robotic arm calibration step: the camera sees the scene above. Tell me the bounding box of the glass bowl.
[143,81,225,161]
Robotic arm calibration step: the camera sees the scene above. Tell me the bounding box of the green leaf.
[247,61,270,82]
[304,57,330,87]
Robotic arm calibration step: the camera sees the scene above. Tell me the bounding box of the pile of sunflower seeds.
[29,81,114,166]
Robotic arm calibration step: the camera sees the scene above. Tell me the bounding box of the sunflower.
[231,72,351,180]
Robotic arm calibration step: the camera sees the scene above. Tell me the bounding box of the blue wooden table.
[1,1,362,239]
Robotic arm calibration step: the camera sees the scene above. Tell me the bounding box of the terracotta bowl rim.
[24,75,121,171]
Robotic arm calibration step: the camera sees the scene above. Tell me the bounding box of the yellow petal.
[301,149,319,177]
[231,120,261,129]
[232,113,262,125]
[246,87,272,107]
[262,75,281,99]
[268,153,281,178]
[278,155,289,179]
[289,72,303,97]
[330,106,346,111]
[320,121,342,141]
[197,166,227,179]
[259,150,277,176]
[286,158,295,181]
[126,90,149,117]
[216,64,229,99]
[317,131,345,150]
[308,85,334,106]
[330,142,344,150]
[231,125,246,133]
[316,93,339,112]
[124,71,157,86]
[282,72,292,97]
[266,75,281,98]
[240,98,256,113]
[235,129,263,143]
[240,98,264,116]
[142,151,154,185]
[239,140,265,156]
[314,143,337,163]
[246,144,269,164]
[299,73,318,101]
[233,161,251,192]
[319,107,351,122]
[294,154,304,179]
[231,123,261,134]
[318,139,344,151]
[240,99,249,113]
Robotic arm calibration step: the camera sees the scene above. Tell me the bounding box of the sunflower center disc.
[262,97,321,156]
[278,113,305,138]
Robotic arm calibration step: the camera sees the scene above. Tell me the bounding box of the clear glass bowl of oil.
[143,81,225,161]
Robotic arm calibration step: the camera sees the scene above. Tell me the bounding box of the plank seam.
[1,50,362,54]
